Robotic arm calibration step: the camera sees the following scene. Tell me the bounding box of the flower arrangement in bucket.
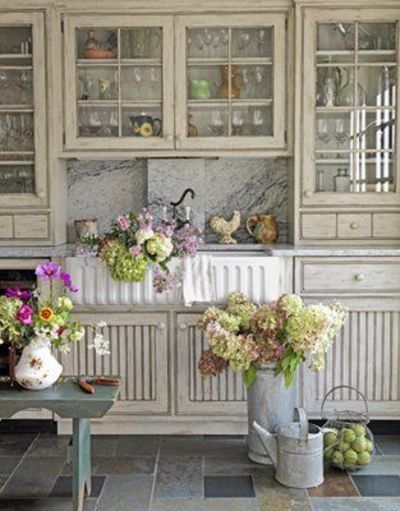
[98,209,201,293]
[0,262,109,390]
[197,292,347,387]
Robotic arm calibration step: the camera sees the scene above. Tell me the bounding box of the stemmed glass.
[232,111,244,135]
[334,118,349,150]
[208,111,225,136]
[316,118,331,146]
[0,72,10,103]
[18,71,32,104]
[252,109,264,135]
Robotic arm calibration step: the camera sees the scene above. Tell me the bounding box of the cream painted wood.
[337,213,372,239]
[63,14,175,151]
[14,214,49,239]
[60,312,169,415]
[296,257,400,296]
[175,313,247,416]
[175,14,287,151]
[301,8,400,209]
[0,12,48,209]
[373,213,400,239]
[0,216,13,239]
[300,298,400,419]
[301,213,336,239]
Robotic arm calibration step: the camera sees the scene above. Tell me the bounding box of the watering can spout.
[253,421,278,467]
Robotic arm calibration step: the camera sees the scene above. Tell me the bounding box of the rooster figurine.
[209,210,241,244]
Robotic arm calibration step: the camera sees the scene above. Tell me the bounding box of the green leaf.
[243,366,257,388]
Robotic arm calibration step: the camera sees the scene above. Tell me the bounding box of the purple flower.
[60,272,79,293]
[69,285,79,293]
[35,262,61,281]
[116,214,131,231]
[5,287,31,301]
[129,245,142,258]
[16,304,33,325]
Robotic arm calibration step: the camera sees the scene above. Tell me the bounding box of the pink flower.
[116,214,131,231]
[6,287,31,301]
[35,262,61,281]
[129,245,142,258]
[16,304,34,325]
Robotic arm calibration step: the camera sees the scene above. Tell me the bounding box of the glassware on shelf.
[252,109,264,135]
[238,30,250,51]
[258,29,268,56]
[334,168,351,192]
[316,169,325,191]
[316,62,338,107]
[133,68,142,83]
[208,111,225,136]
[316,118,331,144]
[98,79,111,100]
[334,118,349,149]
[232,110,244,135]
[336,68,366,107]
[18,71,32,104]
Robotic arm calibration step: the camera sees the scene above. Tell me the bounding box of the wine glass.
[252,109,264,135]
[316,118,331,146]
[0,72,10,102]
[18,71,32,104]
[203,29,213,46]
[133,68,142,83]
[238,31,250,51]
[208,111,225,136]
[258,29,268,56]
[334,118,348,149]
[220,29,229,47]
[232,110,244,136]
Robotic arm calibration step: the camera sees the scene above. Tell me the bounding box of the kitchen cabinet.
[296,257,400,419]
[0,12,50,242]
[62,12,288,154]
[295,6,400,243]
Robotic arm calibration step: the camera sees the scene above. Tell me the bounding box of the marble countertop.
[2,243,400,259]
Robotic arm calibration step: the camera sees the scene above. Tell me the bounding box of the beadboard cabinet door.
[60,312,169,415]
[176,313,247,416]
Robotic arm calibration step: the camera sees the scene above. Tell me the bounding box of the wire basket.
[321,385,375,471]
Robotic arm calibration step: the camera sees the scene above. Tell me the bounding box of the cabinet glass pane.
[314,21,398,194]
[0,26,35,195]
[75,26,164,139]
[185,25,274,139]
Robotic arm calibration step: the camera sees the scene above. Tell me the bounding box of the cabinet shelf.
[0,105,33,112]
[0,53,32,59]
[316,106,395,113]
[188,98,272,107]
[0,160,34,165]
[187,57,272,66]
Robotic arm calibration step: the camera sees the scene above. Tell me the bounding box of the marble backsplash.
[67,157,289,243]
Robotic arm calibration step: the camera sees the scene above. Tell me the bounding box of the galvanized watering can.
[254,407,327,489]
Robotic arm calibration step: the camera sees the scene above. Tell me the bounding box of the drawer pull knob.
[354,273,365,282]
[350,222,359,230]
[157,322,166,330]
[179,322,188,330]
[304,190,312,198]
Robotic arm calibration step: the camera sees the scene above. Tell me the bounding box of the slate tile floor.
[0,433,400,510]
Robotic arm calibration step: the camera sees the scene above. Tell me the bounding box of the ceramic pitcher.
[246,214,278,244]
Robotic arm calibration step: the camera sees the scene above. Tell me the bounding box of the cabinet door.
[63,15,174,151]
[176,313,247,416]
[0,12,47,208]
[60,312,169,414]
[300,298,400,419]
[175,14,286,150]
[302,10,400,207]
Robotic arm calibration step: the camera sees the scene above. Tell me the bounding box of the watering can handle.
[293,407,308,444]
[321,385,369,416]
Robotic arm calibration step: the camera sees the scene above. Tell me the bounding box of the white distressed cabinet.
[296,257,400,419]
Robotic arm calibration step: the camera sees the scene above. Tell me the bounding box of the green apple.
[357,451,372,466]
[343,448,358,467]
[350,424,366,437]
[365,439,374,453]
[341,428,356,444]
[331,450,344,467]
[352,437,367,453]
[324,432,338,447]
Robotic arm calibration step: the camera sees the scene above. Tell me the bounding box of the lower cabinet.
[176,313,247,416]
[296,257,400,420]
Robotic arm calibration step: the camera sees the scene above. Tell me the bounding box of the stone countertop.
[0,244,72,258]
[264,244,400,256]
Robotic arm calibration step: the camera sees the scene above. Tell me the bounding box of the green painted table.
[0,377,119,511]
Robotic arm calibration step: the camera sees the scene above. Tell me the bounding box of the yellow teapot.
[246,214,278,244]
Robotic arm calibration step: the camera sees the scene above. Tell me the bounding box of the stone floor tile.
[205,453,271,476]
[0,475,9,491]
[154,455,203,499]
[91,435,119,457]
[0,434,37,456]
[352,475,400,497]
[50,475,105,497]
[151,498,259,511]
[160,436,247,457]
[0,457,21,475]
[376,436,400,455]
[252,468,311,511]
[96,475,153,511]
[0,498,97,510]
[115,435,160,456]
[1,457,65,497]
[92,456,156,475]
[310,497,400,510]
[205,475,255,498]
[26,435,70,458]
[307,471,359,497]
[348,455,400,475]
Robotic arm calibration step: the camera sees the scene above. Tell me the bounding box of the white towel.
[182,254,215,307]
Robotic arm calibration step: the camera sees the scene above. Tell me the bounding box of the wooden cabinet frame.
[0,12,47,209]
[63,14,175,151]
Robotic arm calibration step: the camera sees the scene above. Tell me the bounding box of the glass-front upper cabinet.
[0,13,46,207]
[302,11,400,206]
[63,15,174,150]
[175,14,286,150]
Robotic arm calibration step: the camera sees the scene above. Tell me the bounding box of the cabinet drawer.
[337,214,371,239]
[302,214,336,239]
[373,213,400,239]
[298,258,400,294]
[0,216,13,238]
[14,215,48,239]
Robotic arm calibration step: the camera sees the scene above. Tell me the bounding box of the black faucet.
[170,188,195,221]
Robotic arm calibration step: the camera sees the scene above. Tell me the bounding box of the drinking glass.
[316,118,331,144]
[232,110,244,135]
[334,118,348,149]
[252,108,264,135]
[208,111,225,136]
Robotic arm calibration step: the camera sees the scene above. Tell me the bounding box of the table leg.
[72,418,91,511]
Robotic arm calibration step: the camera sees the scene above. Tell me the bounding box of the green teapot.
[189,78,214,99]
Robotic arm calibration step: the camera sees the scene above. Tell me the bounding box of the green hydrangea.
[218,312,241,333]
[197,307,224,331]
[146,233,174,263]
[278,294,304,317]
[226,292,251,307]
[227,302,257,331]
[102,241,148,282]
